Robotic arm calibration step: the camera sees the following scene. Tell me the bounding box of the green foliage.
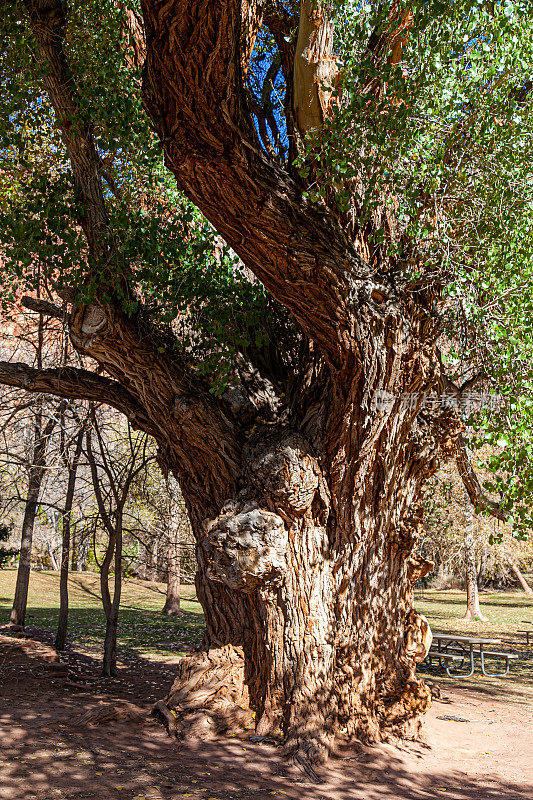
[1,1,532,531]
[311,2,533,269]
[305,1,533,537]
[0,0,287,394]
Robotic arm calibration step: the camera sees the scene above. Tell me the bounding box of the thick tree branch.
[455,435,506,522]
[0,361,157,436]
[22,0,245,510]
[141,0,374,366]
[23,0,112,258]
[21,296,64,319]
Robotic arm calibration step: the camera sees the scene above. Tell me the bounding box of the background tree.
[1,298,66,627]
[54,408,88,649]
[86,407,151,676]
[420,455,533,596]
[128,471,190,613]
[0,0,532,765]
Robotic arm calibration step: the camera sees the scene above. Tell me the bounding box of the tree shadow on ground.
[417,593,533,610]
[0,630,531,800]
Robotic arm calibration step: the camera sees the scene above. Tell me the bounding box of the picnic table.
[425,632,518,678]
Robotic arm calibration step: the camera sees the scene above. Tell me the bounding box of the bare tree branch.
[0,361,156,436]
[455,435,506,522]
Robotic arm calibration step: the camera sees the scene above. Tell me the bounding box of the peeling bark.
[293,1,338,134]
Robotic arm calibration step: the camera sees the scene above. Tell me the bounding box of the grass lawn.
[0,569,205,662]
[0,569,531,705]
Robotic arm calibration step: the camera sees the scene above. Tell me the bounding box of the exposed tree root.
[161,645,253,738]
[155,642,431,764]
[73,701,147,727]
[151,700,177,736]
[289,752,325,784]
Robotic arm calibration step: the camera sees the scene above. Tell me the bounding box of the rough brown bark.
[0,361,158,436]
[11,0,483,764]
[163,425,437,761]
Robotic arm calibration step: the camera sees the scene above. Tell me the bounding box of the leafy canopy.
[0,0,533,533]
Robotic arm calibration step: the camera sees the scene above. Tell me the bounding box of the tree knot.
[404,610,432,663]
[203,501,288,592]
[245,431,323,517]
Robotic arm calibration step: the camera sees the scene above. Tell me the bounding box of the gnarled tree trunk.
[5,0,497,766]
[163,418,436,759]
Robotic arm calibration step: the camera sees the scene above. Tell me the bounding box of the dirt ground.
[0,628,531,800]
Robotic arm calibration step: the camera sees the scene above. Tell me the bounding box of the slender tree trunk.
[10,383,61,627]
[71,519,78,571]
[100,532,116,621]
[10,470,42,628]
[509,560,533,595]
[102,516,122,677]
[162,516,181,615]
[142,537,155,581]
[477,547,487,589]
[461,496,487,622]
[55,427,85,650]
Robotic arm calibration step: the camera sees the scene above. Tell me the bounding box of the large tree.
[1,0,533,765]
